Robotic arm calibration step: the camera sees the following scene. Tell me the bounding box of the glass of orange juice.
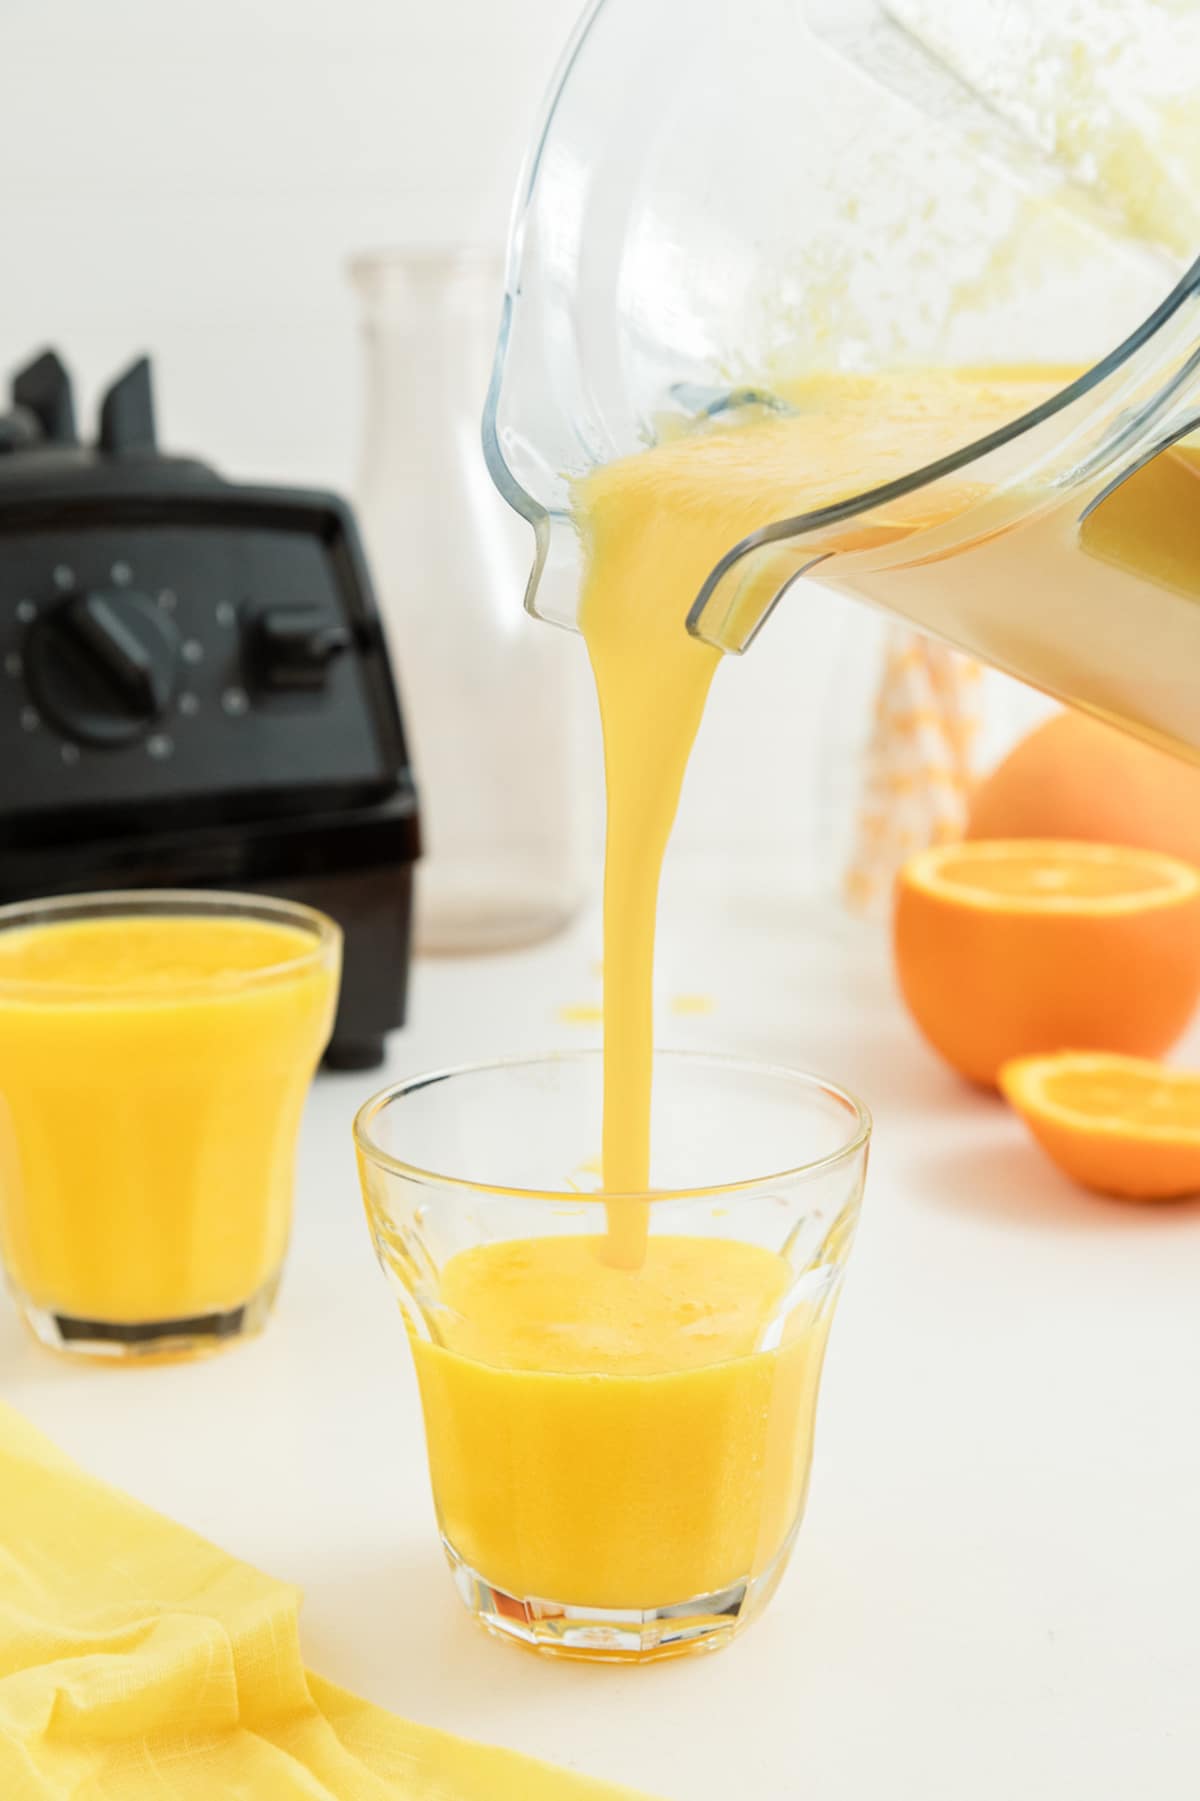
[355,1050,869,1661]
[0,890,341,1360]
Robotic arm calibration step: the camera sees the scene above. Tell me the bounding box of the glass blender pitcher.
[483,0,1200,760]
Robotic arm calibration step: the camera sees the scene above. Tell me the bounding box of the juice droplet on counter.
[670,992,715,1016]
[558,1001,605,1026]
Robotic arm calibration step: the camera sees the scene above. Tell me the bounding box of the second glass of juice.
[355,1050,869,1660]
[0,890,341,1359]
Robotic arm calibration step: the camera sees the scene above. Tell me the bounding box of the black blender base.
[323,1035,387,1072]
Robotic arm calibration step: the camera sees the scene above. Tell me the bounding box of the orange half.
[902,839,1200,913]
[893,841,1200,1086]
[1001,1052,1200,1200]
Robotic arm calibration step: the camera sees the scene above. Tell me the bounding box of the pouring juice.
[375,329,1200,1652]
[578,366,1080,1258]
[387,367,1160,1644]
[389,0,1200,1656]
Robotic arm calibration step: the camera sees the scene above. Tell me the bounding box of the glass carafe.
[482,0,1200,761]
[352,248,588,954]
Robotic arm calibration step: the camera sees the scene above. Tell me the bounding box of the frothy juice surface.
[0,915,337,1323]
[415,1234,828,1608]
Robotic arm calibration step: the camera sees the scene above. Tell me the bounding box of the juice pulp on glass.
[0,915,338,1323]
[414,1235,829,1608]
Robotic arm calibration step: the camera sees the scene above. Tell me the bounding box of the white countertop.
[5,880,1200,1801]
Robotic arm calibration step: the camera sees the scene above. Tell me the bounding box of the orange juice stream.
[576,367,1075,1263]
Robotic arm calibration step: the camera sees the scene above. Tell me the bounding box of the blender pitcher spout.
[688,262,1200,760]
[689,261,1200,657]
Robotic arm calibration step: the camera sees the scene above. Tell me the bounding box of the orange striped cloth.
[843,629,982,916]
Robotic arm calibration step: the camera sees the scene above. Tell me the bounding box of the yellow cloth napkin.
[0,1404,653,1800]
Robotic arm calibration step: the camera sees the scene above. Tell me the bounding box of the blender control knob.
[25,591,179,747]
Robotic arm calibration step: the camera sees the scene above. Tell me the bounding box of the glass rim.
[353,1048,872,1205]
[0,888,341,1004]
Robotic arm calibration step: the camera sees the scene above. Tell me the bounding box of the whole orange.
[893,841,1200,1087]
[967,709,1200,863]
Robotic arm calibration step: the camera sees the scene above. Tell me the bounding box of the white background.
[2,0,582,487]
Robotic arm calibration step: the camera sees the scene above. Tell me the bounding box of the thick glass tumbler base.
[14,1271,281,1362]
[443,1527,798,1662]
